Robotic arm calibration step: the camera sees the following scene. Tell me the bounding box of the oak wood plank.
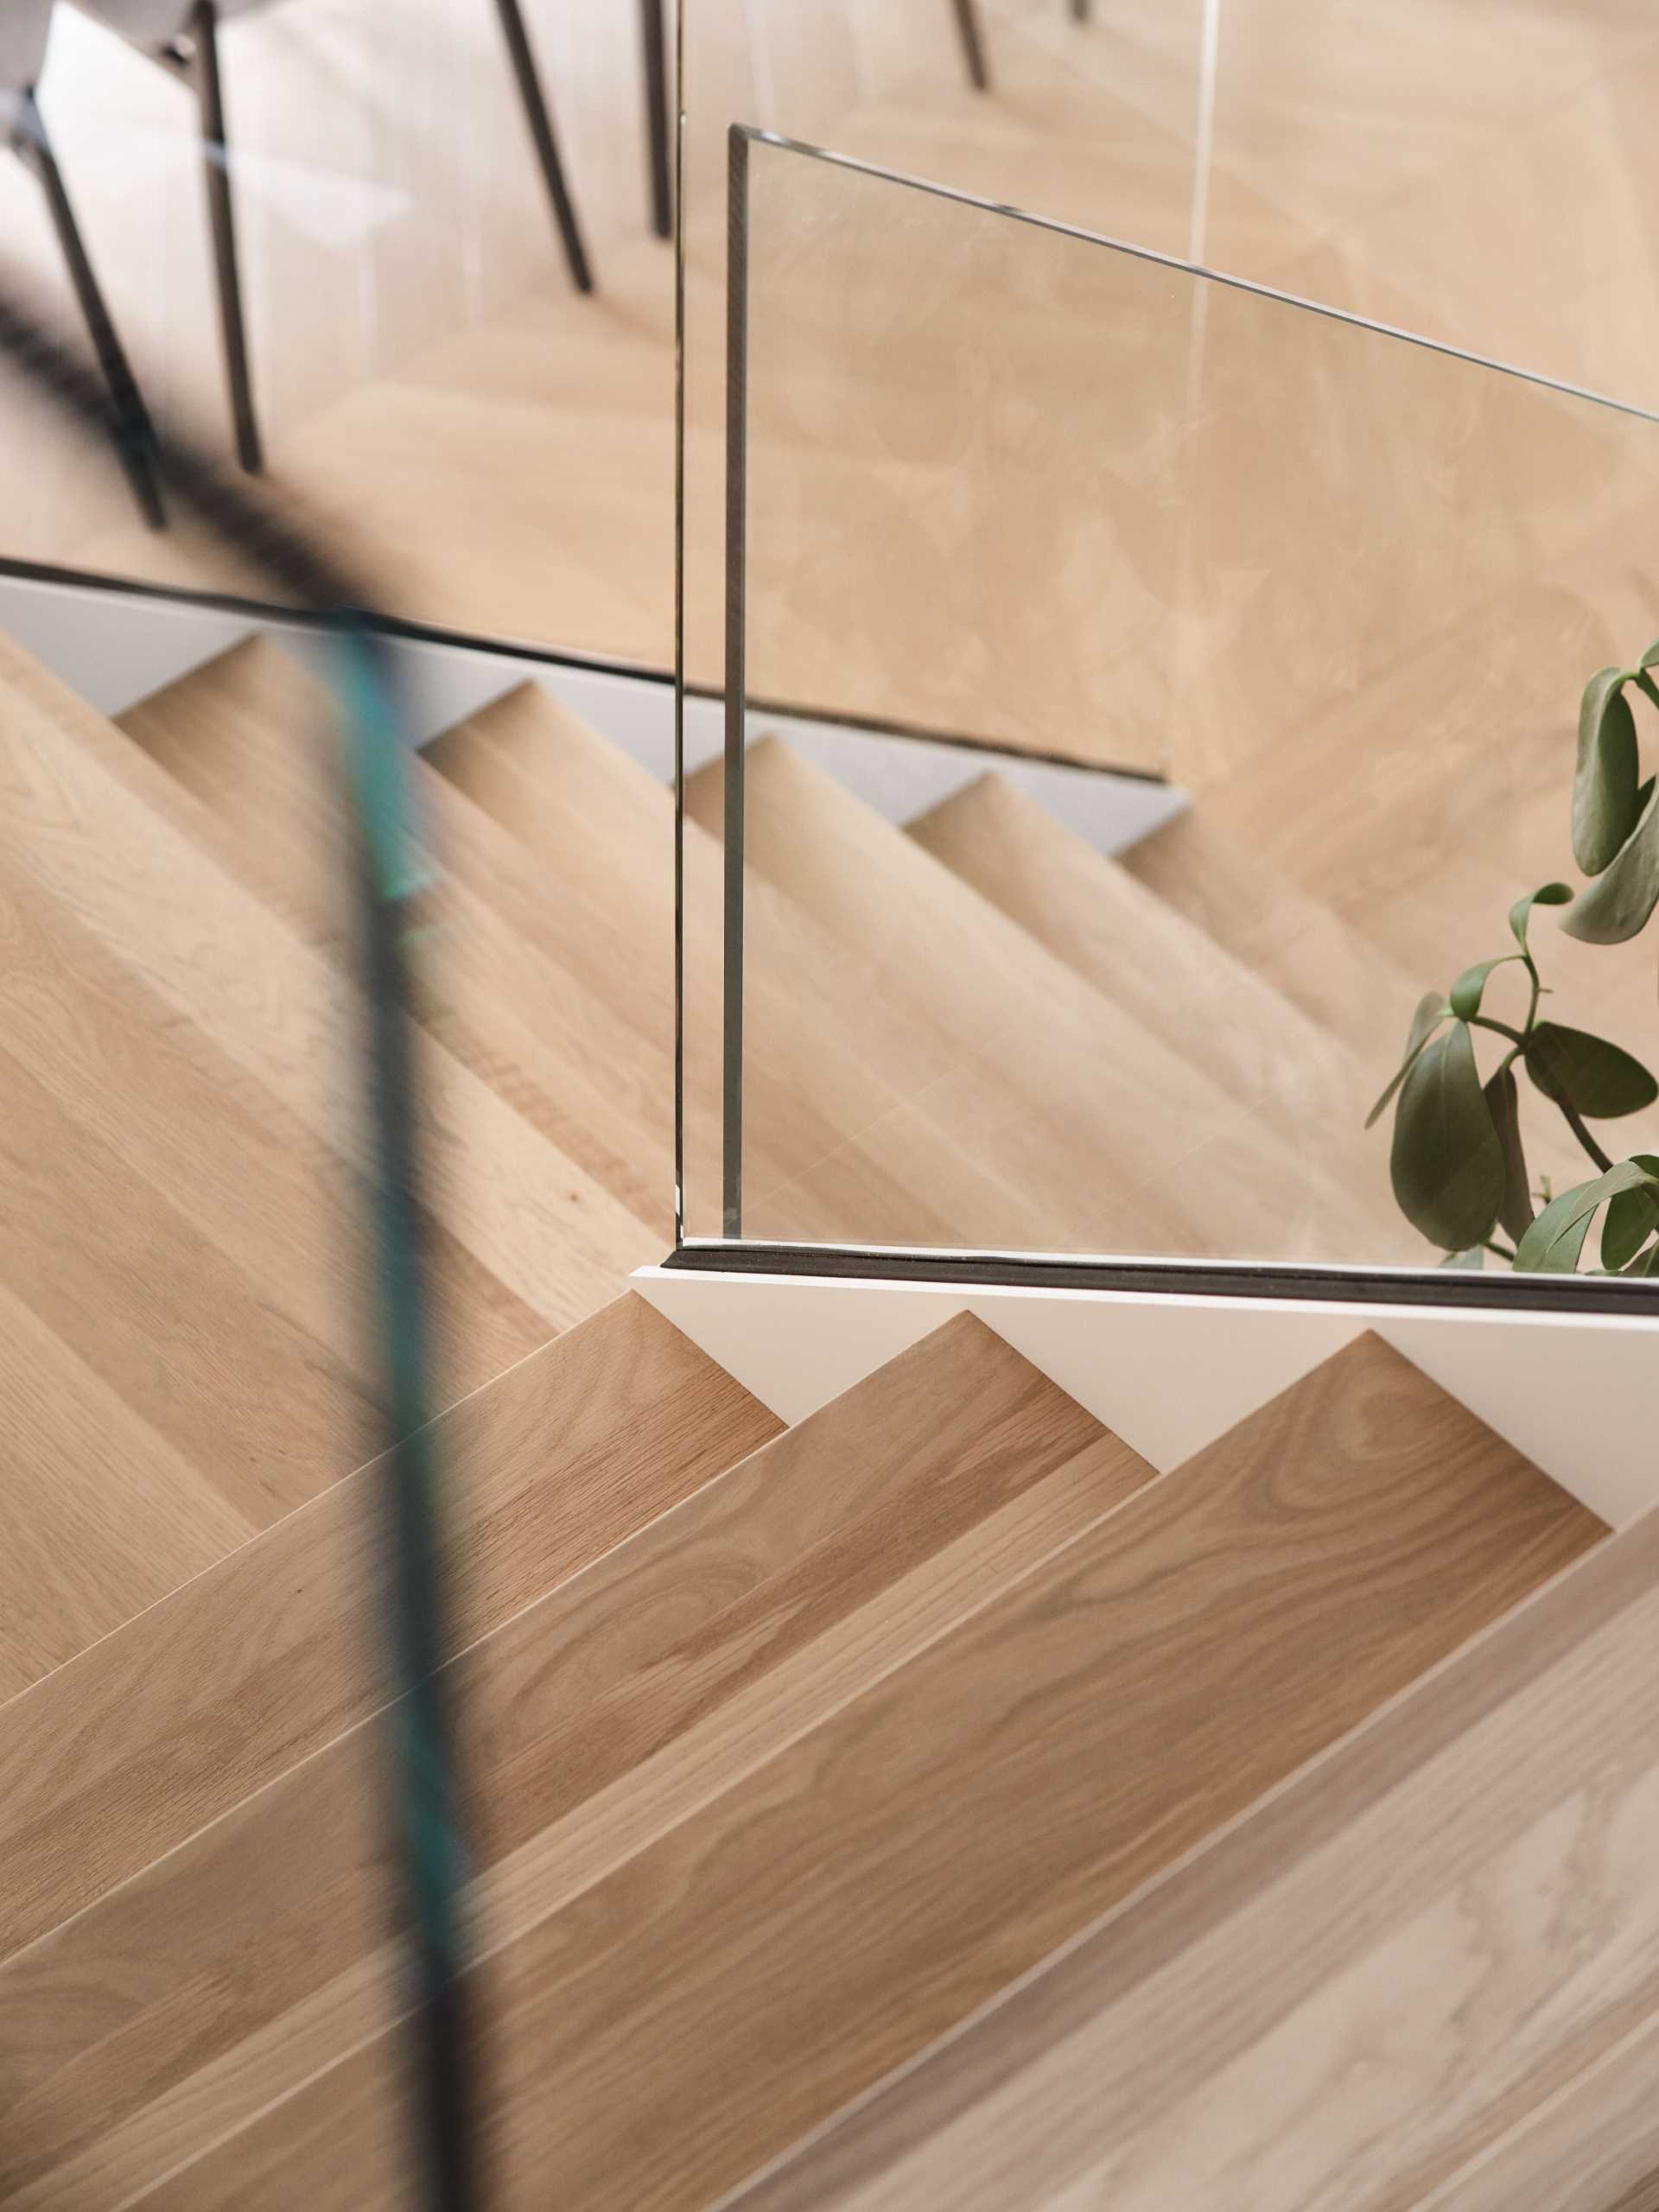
[144,1335,1601,2209]
[686,737,1389,1262]
[0,1317,1151,2209]
[1420,2011,1659,2212]
[724,1435,1659,2212]
[429,688,1081,1249]
[911,771,1417,1256]
[0,632,656,1341]
[119,639,676,1236]
[0,1296,778,1968]
[0,1281,253,1701]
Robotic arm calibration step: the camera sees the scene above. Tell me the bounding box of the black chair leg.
[187,1,263,474]
[493,0,594,292]
[950,0,990,91]
[10,92,165,529]
[639,0,671,242]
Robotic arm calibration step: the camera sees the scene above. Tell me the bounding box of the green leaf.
[1484,1065,1533,1241]
[1562,781,1659,945]
[1365,993,1452,1128]
[1515,1160,1659,1273]
[1524,1022,1659,1117]
[1389,1022,1506,1252]
[1439,1247,1484,1269]
[1641,636,1659,671]
[1601,1154,1659,1270]
[1450,955,1522,1020]
[1508,881,1572,954]
[1574,668,1641,874]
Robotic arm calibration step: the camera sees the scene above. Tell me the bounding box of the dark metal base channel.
[664,1239,1659,1316]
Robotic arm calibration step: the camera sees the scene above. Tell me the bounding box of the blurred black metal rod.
[493,0,595,291]
[950,0,990,90]
[188,0,264,473]
[9,93,164,526]
[639,0,672,240]
[0,281,483,2212]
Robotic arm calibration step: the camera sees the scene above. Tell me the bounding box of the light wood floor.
[11,1320,1596,2208]
[4,0,1656,753]
[3,604,1653,2202]
[728,1417,1659,2212]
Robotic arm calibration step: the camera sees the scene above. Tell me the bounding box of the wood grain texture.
[5,1416,1131,2211]
[0,631,657,1343]
[11,0,1654,775]
[0,624,677,1692]
[0,1316,1153,2209]
[1418,2011,1659,2212]
[0,1295,778,1968]
[910,771,1413,1259]
[119,638,675,1234]
[686,736,1390,1262]
[426,684,1085,1250]
[0,1280,253,1703]
[137,1333,1601,2209]
[1117,804,1435,1066]
[720,1420,1659,2212]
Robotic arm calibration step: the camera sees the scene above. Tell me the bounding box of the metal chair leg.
[950,0,990,92]
[493,0,594,292]
[639,0,671,242]
[10,91,165,528]
[188,1,263,474]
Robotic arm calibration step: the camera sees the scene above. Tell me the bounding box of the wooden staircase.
[3,624,1657,2205]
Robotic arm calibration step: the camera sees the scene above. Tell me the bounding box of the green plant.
[1371,639,1659,1273]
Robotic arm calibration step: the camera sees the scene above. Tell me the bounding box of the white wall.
[635,1263,1659,1528]
[0,567,1186,849]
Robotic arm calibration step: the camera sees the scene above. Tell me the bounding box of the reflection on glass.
[681,130,1659,1284]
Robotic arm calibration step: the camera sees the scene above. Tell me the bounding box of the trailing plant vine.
[1372,636,1659,1274]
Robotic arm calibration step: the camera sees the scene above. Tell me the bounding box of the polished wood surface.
[725,1406,1659,2212]
[688,735,1401,1261]
[119,637,676,1234]
[3,0,1651,753]
[0,627,622,1697]
[121,1332,1599,2208]
[1118,804,1429,1066]
[911,770,1421,1258]
[1422,2014,1659,2212]
[0,1294,778,1970]
[428,683,1089,1250]
[2,1313,1149,2209]
[0,630,653,1340]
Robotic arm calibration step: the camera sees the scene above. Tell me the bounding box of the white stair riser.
[634,1264,1659,1527]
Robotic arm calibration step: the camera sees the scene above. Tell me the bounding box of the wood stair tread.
[910,771,1411,1259]
[0,1294,780,1971]
[0,1313,1150,2209]
[427,689,1083,1249]
[1117,804,1427,1066]
[0,1275,255,1704]
[0,629,652,1352]
[726,1397,1656,2212]
[685,736,1391,1262]
[118,639,675,1237]
[120,1331,1601,2209]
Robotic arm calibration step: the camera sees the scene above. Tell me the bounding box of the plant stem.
[1483,1236,1518,1263]
[1470,1008,1614,1173]
[1554,1095,1617,1173]
[1468,1014,1527,1046]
